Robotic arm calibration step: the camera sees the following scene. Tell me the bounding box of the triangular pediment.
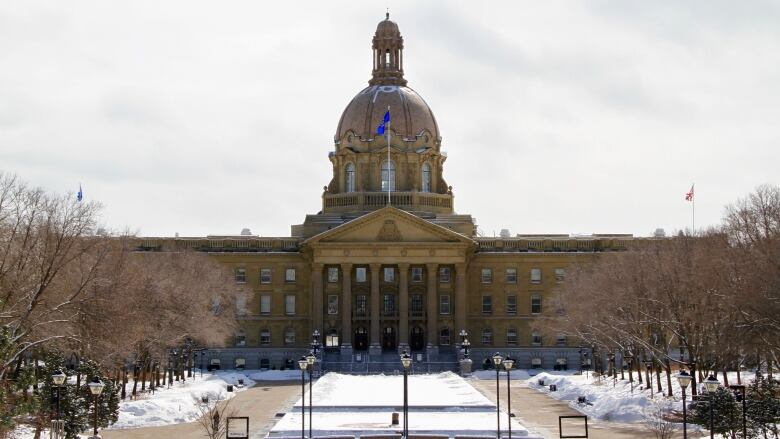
[303,207,475,246]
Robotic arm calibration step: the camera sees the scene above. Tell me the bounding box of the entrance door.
[410,326,425,351]
[382,326,396,350]
[354,327,368,351]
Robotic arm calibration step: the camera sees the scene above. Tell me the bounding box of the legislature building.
[137,14,639,372]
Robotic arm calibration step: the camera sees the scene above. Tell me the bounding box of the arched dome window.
[421,163,431,193]
[381,160,396,191]
[345,163,356,193]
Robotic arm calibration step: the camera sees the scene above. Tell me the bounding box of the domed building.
[137,14,638,373]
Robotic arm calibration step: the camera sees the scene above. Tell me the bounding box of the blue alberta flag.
[77,184,83,202]
[376,110,390,135]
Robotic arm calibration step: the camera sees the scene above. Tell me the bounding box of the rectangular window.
[439,267,451,283]
[384,267,395,282]
[481,268,492,284]
[235,295,247,315]
[439,295,451,315]
[411,267,423,282]
[505,268,517,284]
[556,334,567,346]
[531,294,542,314]
[410,294,423,316]
[506,295,517,315]
[260,330,271,346]
[383,294,395,315]
[482,329,493,345]
[260,268,272,284]
[356,267,367,283]
[327,295,339,315]
[235,333,246,346]
[555,268,565,283]
[260,295,271,314]
[235,268,246,283]
[285,295,296,315]
[285,329,296,345]
[327,267,339,283]
[506,329,518,346]
[439,329,450,345]
[532,332,542,346]
[355,295,367,316]
[285,268,296,282]
[482,295,492,314]
[530,268,542,284]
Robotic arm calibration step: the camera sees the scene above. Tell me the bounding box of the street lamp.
[676,370,692,439]
[492,353,503,439]
[306,353,316,439]
[502,358,515,439]
[87,377,105,439]
[730,384,747,439]
[703,374,720,439]
[461,332,471,359]
[400,351,412,439]
[297,357,308,439]
[51,370,66,439]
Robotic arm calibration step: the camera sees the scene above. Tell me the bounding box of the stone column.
[398,263,409,351]
[341,264,353,357]
[312,264,324,335]
[369,263,381,354]
[455,263,467,336]
[426,263,438,356]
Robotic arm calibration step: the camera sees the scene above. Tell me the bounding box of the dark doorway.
[410,326,425,351]
[354,327,368,351]
[383,326,396,350]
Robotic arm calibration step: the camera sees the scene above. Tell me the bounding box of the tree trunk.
[665,359,673,397]
[690,361,698,397]
[722,368,729,387]
[121,367,127,400]
[141,361,147,392]
[656,363,662,393]
[635,359,643,385]
[768,357,773,380]
[736,368,741,385]
[131,365,139,398]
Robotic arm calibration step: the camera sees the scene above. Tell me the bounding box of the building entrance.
[382,326,396,350]
[354,327,368,351]
[410,326,425,351]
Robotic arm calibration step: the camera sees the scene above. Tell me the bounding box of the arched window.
[345,163,355,193]
[381,160,396,191]
[421,163,431,192]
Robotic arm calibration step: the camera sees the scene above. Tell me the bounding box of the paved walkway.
[470,379,703,439]
[102,380,301,439]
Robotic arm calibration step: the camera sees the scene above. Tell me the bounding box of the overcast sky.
[1,1,778,237]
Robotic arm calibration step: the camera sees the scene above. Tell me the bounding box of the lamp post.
[676,370,692,439]
[88,377,105,439]
[306,353,316,439]
[401,351,412,439]
[52,370,66,438]
[502,358,514,439]
[492,352,503,439]
[297,357,308,439]
[731,384,747,439]
[460,330,471,359]
[703,374,720,439]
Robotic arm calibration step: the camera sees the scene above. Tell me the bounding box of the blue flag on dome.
[376,110,390,135]
[77,184,83,202]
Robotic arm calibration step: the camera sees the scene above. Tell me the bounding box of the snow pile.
[111,370,255,429]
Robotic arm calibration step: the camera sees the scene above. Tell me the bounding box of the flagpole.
[692,190,695,236]
[387,105,391,207]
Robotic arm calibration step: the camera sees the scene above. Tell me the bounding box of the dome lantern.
[370,13,407,86]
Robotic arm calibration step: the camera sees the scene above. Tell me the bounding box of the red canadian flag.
[685,185,694,201]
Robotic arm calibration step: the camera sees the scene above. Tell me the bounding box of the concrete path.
[470,379,704,439]
[102,380,301,439]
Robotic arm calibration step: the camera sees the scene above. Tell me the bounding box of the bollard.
[391,412,399,425]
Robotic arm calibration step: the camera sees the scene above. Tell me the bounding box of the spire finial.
[386,8,390,20]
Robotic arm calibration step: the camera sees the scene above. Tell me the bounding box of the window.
[556,334,567,346]
[410,295,423,317]
[439,267,451,283]
[211,297,221,315]
[531,358,542,369]
[439,295,451,315]
[482,295,492,314]
[356,267,367,283]
[235,330,246,347]
[411,267,423,282]
[235,358,246,369]
[481,268,492,284]
[506,295,517,315]
[260,329,271,345]
[285,268,296,282]
[327,295,339,315]
[235,268,246,283]
[235,295,247,315]
[328,267,339,283]
[381,160,396,191]
[482,328,493,345]
[284,328,295,345]
[530,268,542,284]
[383,294,395,315]
[260,268,271,284]
[439,327,450,345]
[285,295,296,315]
[345,163,355,193]
[531,331,542,346]
[355,295,367,317]
[506,328,517,346]
[260,295,271,314]
[421,163,431,192]
[531,294,542,314]
[505,268,517,283]
[555,268,565,283]
[326,329,339,347]
[384,267,395,282]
